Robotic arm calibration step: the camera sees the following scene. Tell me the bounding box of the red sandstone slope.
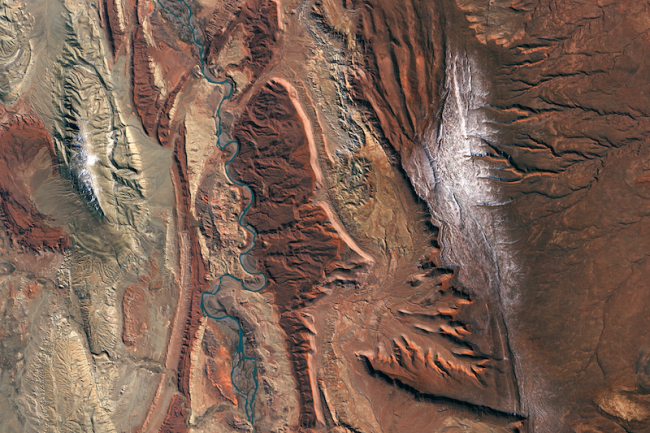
[0,117,68,251]
[231,80,345,428]
[203,0,278,94]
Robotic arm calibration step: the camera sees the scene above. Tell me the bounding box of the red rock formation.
[102,0,133,57]
[170,123,212,412]
[158,393,188,433]
[132,27,165,136]
[231,81,343,309]
[203,0,278,94]
[281,311,321,428]
[138,251,162,290]
[205,357,238,406]
[316,0,445,158]
[230,81,344,428]
[355,242,520,414]
[156,73,189,148]
[131,17,194,146]
[0,118,68,251]
[131,26,163,136]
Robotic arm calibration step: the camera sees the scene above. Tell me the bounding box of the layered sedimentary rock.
[230,80,346,428]
[203,0,278,95]
[101,0,130,56]
[2,0,649,432]
[0,115,68,250]
[131,22,194,147]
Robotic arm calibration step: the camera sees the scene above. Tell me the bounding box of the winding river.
[157,0,266,425]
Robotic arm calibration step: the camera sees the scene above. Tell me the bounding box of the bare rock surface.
[0,0,647,432]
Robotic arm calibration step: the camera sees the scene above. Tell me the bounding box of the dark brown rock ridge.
[231,81,343,311]
[101,0,132,57]
[203,0,278,95]
[360,245,520,414]
[231,80,345,429]
[159,393,189,433]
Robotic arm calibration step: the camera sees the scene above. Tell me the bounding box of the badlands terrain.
[0,0,649,432]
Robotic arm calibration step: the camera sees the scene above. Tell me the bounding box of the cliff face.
[0,0,648,432]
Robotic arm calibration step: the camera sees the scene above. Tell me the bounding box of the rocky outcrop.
[131,23,193,147]
[203,0,278,95]
[122,283,149,348]
[359,246,519,414]
[159,393,189,433]
[101,0,132,57]
[0,117,68,251]
[231,81,344,428]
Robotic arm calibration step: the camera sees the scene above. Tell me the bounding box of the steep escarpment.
[131,19,194,147]
[230,80,344,428]
[313,0,650,430]
[203,0,278,96]
[170,122,211,404]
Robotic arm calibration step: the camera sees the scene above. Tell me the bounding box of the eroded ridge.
[311,0,445,158]
[55,64,145,226]
[230,80,345,428]
[131,15,194,147]
[0,115,68,250]
[21,313,116,433]
[57,65,115,217]
[203,0,278,97]
[360,246,520,414]
[52,0,145,227]
[101,0,130,56]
